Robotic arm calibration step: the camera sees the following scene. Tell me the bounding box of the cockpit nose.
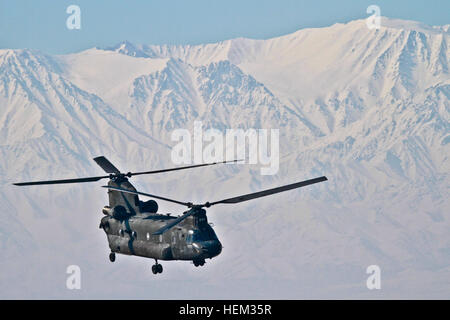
[200,240,222,258]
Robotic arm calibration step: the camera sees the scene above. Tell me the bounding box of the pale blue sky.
[0,0,448,54]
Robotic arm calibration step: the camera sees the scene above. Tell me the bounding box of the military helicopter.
[14,156,327,274]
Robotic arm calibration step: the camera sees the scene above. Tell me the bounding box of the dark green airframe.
[14,156,327,274]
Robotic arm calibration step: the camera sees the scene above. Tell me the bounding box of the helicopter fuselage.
[14,155,327,274]
[99,208,222,263]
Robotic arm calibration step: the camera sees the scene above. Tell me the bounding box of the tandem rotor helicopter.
[14,156,327,275]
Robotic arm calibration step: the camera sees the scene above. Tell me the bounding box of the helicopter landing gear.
[193,259,205,267]
[152,260,163,274]
[109,252,116,262]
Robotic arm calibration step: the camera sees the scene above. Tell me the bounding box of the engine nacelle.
[104,205,129,220]
[103,205,133,220]
[139,200,158,213]
[113,205,130,220]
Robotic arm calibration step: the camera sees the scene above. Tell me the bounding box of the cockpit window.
[187,228,218,243]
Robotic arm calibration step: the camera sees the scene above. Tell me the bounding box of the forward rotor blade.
[208,176,328,206]
[93,156,121,174]
[13,158,243,187]
[152,210,195,235]
[129,159,243,177]
[102,186,192,207]
[13,176,109,186]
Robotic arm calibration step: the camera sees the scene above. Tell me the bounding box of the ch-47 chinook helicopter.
[14,156,327,274]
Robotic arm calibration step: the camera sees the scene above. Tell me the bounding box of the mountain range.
[0,17,448,298]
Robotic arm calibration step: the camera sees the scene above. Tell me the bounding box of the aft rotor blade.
[13,175,109,186]
[129,159,243,177]
[93,156,121,174]
[102,185,192,207]
[152,210,195,235]
[208,176,328,206]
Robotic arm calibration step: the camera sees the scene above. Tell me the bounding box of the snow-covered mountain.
[0,17,449,299]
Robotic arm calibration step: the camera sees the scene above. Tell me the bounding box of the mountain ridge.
[0,17,448,298]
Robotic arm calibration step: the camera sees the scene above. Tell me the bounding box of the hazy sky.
[0,0,448,54]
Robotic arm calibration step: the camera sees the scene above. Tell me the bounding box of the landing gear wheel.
[109,252,115,262]
[152,260,163,274]
[193,259,205,267]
